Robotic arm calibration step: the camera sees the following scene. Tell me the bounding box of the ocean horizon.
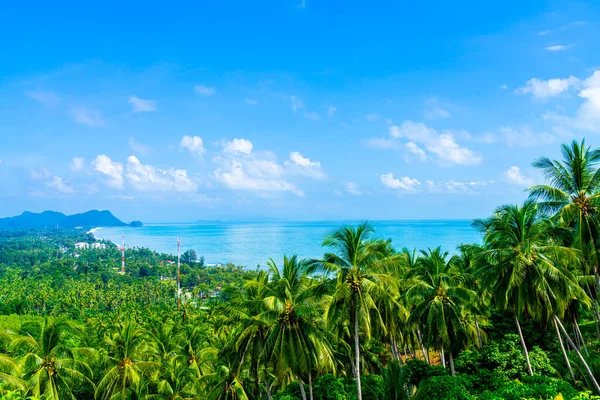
[93,220,481,268]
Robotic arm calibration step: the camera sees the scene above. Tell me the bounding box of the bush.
[362,374,385,400]
[312,374,350,400]
[401,358,447,387]
[412,375,471,400]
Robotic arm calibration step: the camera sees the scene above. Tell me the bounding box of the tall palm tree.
[316,222,398,400]
[261,255,334,400]
[528,139,600,335]
[95,321,157,400]
[406,247,476,376]
[473,200,579,376]
[11,319,93,400]
[217,270,271,399]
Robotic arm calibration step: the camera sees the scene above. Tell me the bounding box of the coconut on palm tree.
[11,318,93,400]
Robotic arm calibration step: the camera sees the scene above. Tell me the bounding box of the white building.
[91,242,106,249]
[75,242,89,249]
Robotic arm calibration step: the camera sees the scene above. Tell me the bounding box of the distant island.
[0,210,143,230]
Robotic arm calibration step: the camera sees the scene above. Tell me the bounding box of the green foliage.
[400,359,447,387]
[2,140,600,400]
[413,375,471,400]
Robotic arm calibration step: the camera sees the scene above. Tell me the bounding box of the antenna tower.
[121,234,125,274]
[177,238,181,310]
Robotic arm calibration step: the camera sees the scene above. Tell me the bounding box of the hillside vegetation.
[2,140,600,399]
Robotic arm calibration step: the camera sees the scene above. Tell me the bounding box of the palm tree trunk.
[299,377,308,400]
[354,309,363,400]
[574,319,589,357]
[449,352,455,377]
[475,317,483,348]
[554,317,576,384]
[573,324,581,351]
[440,348,446,368]
[308,371,314,400]
[554,315,600,394]
[584,285,600,342]
[266,380,273,400]
[514,312,533,376]
[416,327,429,365]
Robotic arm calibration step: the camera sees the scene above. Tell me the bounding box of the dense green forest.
[3,140,600,399]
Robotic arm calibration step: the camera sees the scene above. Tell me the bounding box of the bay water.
[93,220,480,268]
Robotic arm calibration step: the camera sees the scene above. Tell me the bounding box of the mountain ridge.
[0,210,139,229]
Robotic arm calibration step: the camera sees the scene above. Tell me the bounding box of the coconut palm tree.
[218,270,271,399]
[315,222,399,400]
[528,139,600,335]
[406,247,476,376]
[473,200,579,376]
[95,320,158,400]
[11,318,93,400]
[261,255,334,400]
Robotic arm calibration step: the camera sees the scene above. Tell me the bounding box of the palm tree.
[11,318,93,399]
[148,357,199,400]
[406,247,476,376]
[261,255,334,400]
[473,200,585,378]
[528,139,600,336]
[95,320,157,400]
[218,270,273,398]
[315,222,398,400]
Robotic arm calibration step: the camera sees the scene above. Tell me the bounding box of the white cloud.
[517,76,580,99]
[500,84,508,90]
[214,163,303,196]
[213,139,323,197]
[328,105,337,117]
[405,141,427,161]
[129,137,150,154]
[380,173,421,192]
[424,98,451,120]
[194,84,215,96]
[26,90,60,108]
[69,106,104,127]
[47,176,75,194]
[363,113,380,121]
[246,98,258,105]
[284,152,326,179]
[504,166,534,186]
[222,138,253,155]
[289,95,305,112]
[70,157,85,171]
[574,70,600,130]
[389,121,482,166]
[545,44,569,52]
[345,181,362,195]
[180,135,205,156]
[125,156,197,192]
[128,96,157,112]
[426,179,494,193]
[92,155,124,188]
[540,70,600,131]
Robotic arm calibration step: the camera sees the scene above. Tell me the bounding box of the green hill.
[0,210,130,229]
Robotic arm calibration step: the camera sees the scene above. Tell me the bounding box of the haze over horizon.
[2,1,600,222]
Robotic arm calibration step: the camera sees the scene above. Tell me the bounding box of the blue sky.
[2,1,600,222]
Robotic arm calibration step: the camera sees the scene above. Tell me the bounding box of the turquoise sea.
[93,220,480,268]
